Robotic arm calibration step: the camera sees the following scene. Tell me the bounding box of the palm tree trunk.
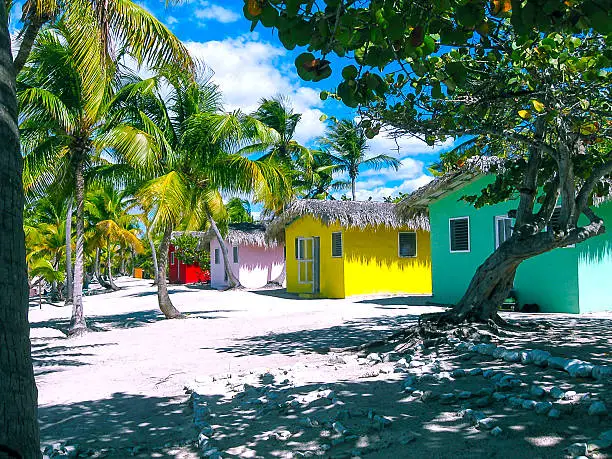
[107,244,120,290]
[148,232,159,285]
[351,178,356,201]
[13,17,46,74]
[120,247,126,275]
[69,158,88,335]
[157,225,183,318]
[0,5,41,454]
[95,247,112,290]
[206,211,241,289]
[65,198,73,305]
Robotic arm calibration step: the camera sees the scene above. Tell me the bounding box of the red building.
[168,244,210,284]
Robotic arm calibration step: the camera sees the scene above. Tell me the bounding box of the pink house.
[209,223,285,289]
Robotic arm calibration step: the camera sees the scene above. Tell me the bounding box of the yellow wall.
[285,215,432,298]
[344,226,432,296]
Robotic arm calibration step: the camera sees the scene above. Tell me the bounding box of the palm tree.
[226,198,254,223]
[321,119,402,201]
[126,70,291,309]
[19,23,163,335]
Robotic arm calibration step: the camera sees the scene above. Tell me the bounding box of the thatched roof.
[173,223,276,248]
[266,199,430,243]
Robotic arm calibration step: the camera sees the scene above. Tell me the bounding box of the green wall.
[429,176,585,313]
[578,201,612,313]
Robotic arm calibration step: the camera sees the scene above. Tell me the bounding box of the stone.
[420,391,437,402]
[553,400,576,414]
[592,365,612,381]
[588,401,608,417]
[548,408,561,419]
[475,343,497,356]
[535,401,553,415]
[564,390,578,400]
[319,389,336,400]
[367,353,382,363]
[333,421,349,435]
[455,342,470,352]
[508,397,524,408]
[467,368,483,376]
[199,425,214,437]
[522,400,537,410]
[492,346,507,359]
[462,409,486,424]
[458,391,472,400]
[475,387,495,397]
[482,369,497,379]
[566,443,588,456]
[373,415,392,427]
[600,430,612,443]
[396,358,409,368]
[493,393,508,402]
[520,350,533,364]
[474,396,493,408]
[328,355,347,365]
[530,350,552,367]
[546,356,569,370]
[477,417,498,430]
[198,434,211,450]
[404,376,416,387]
[275,430,292,441]
[530,385,546,398]
[439,393,456,404]
[549,386,565,400]
[490,426,503,437]
[588,438,612,452]
[452,369,467,378]
[564,360,594,378]
[403,385,417,394]
[502,350,521,363]
[299,417,318,428]
[490,373,505,383]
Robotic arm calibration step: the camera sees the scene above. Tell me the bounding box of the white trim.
[331,231,343,258]
[494,215,513,249]
[398,231,417,258]
[297,237,314,285]
[449,216,471,253]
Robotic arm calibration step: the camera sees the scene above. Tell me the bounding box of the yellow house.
[273,200,432,299]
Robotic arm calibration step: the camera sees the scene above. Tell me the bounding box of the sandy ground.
[30,278,612,458]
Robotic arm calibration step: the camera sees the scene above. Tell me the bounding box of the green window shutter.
[398,232,417,257]
[331,232,343,257]
[450,217,470,252]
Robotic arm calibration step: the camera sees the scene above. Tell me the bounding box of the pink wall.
[209,239,285,289]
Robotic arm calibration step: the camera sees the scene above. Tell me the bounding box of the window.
[450,217,470,252]
[495,216,513,249]
[331,232,343,257]
[232,246,239,263]
[398,232,417,257]
[214,248,220,264]
[170,252,175,265]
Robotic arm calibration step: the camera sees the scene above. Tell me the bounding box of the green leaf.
[342,65,358,80]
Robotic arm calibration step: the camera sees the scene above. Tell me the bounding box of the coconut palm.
[321,120,401,201]
[119,70,291,314]
[226,198,254,223]
[19,22,163,335]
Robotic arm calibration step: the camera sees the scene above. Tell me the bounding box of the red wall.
[168,244,210,284]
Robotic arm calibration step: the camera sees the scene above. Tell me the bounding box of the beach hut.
[400,171,612,313]
[269,199,432,299]
[207,223,285,289]
[168,239,210,284]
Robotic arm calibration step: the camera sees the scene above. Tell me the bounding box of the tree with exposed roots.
[243,0,612,332]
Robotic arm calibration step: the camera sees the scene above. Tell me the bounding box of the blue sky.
[11,0,453,201]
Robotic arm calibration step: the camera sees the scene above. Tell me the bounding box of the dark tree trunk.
[0,4,41,455]
[64,198,73,305]
[107,245,120,290]
[69,158,88,335]
[148,232,159,285]
[94,247,112,290]
[351,178,356,201]
[157,226,183,318]
[207,211,241,289]
[13,18,46,75]
[120,247,126,275]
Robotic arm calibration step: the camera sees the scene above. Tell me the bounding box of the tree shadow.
[39,392,199,457]
[211,314,421,357]
[248,288,315,300]
[124,288,198,298]
[357,296,435,307]
[30,309,228,334]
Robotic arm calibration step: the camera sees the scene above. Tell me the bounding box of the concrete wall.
[209,238,284,289]
[429,176,581,313]
[285,215,432,299]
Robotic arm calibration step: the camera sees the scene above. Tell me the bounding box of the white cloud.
[355,174,433,201]
[166,16,179,25]
[367,129,454,158]
[194,3,240,24]
[184,35,326,145]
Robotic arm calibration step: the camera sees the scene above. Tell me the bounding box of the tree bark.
[207,211,241,289]
[156,225,183,318]
[69,157,88,335]
[148,232,159,285]
[351,178,356,201]
[64,198,73,305]
[120,247,126,275]
[107,244,119,290]
[0,4,41,454]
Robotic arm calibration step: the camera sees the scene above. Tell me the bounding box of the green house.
[402,173,612,314]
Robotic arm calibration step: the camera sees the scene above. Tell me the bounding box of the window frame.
[170,252,175,265]
[214,248,220,265]
[449,216,471,253]
[331,231,343,258]
[232,246,239,264]
[494,215,513,249]
[398,231,417,258]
